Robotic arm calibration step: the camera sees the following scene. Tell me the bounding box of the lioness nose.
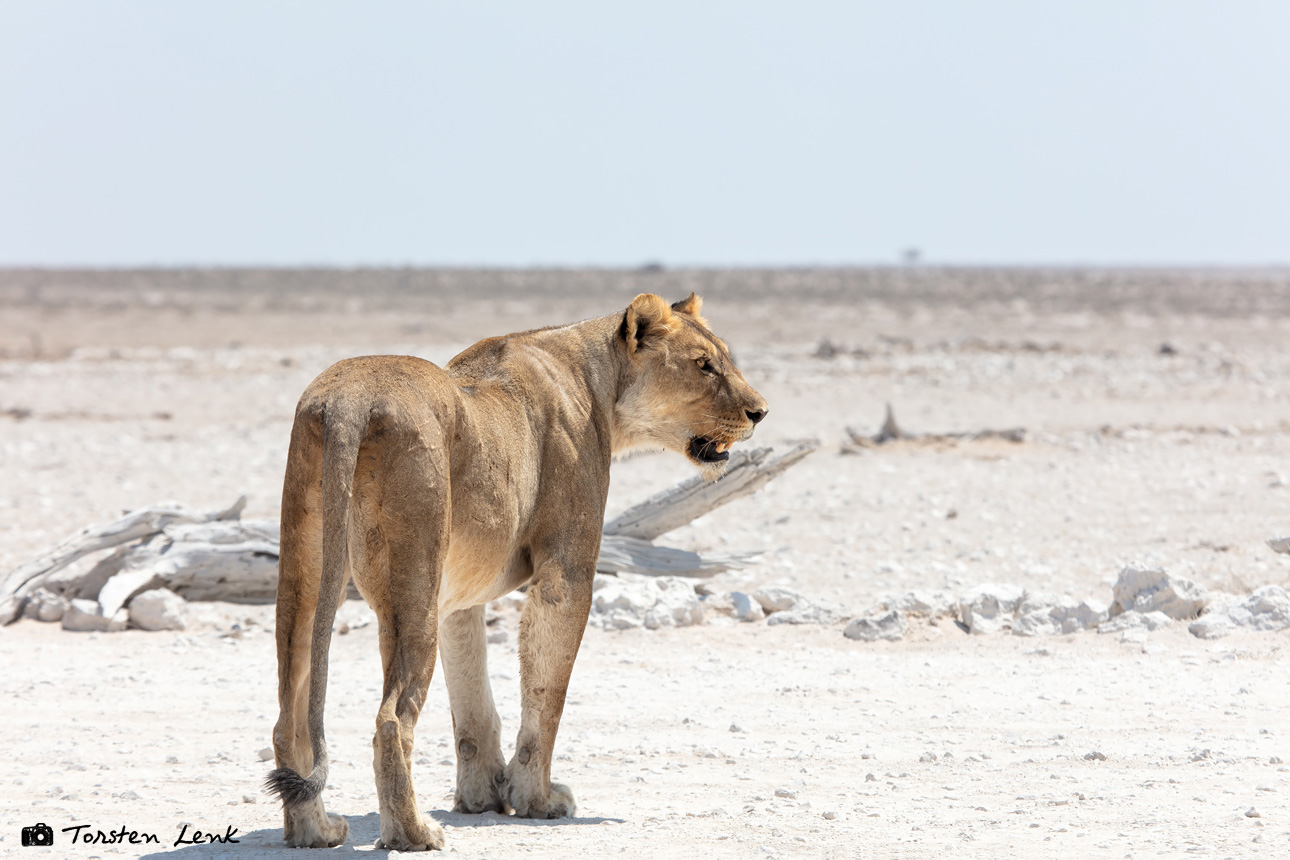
[746,408,767,424]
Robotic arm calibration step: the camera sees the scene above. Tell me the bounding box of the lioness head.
[615,292,768,478]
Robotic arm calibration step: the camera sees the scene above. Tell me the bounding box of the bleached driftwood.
[2,443,814,622]
[96,520,282,615]
[844,404,1025,451]
[0,498,246,624]
[603,442,818,541]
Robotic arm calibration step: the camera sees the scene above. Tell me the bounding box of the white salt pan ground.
[2,268,1289,857]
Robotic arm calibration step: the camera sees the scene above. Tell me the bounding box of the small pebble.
[774,788,796,799]
[1245,807,1261,818]
[258,747,274,762]
[822,811,837,820]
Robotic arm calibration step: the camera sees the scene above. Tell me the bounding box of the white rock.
[1111,566,1207,620]
[107,608,129,632]
[1098,610,1172,634]
[699,592,735,616]
[22,588,68,623]
[730,591,765,622]
[767,602,840,626]
[753,586,805,614]
[844,610,907,641]
[334,601,376,632]
[128,588,188,631]
[957,584,1024,634]
[1188,586,1290,639]
[257,747,274,762]
[1011,598,1109,636]
[590,575,703,630]
[1011,610,1060,637]
[1053,599,1110,633]
[62,599,113,632]
[880,590,955,616]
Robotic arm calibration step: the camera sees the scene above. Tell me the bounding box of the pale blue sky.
[1,2,1287,266]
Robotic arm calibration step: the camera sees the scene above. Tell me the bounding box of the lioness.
[265,293,767,850]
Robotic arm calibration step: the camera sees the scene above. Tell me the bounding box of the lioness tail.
[264,407,367,810]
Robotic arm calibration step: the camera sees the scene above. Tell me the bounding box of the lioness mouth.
[689,436,731,463]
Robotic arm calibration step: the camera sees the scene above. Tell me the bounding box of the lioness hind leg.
[371,596,445,850]
[272,421,350,848]
[364,470,447,851]
[505,557,594,819]
[440,605,508,813]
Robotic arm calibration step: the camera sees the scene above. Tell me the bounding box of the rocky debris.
[1011,611,1059,637]
[747,585,840,625]
[843,610,907,642]
[20,587,68,623]
[730,591,765,622]
[753,586,806,614]
[8,444,818,630]
[1098,610,1173,635]
[696,590,764,623]
[257,747,274,762]
[127,588,187,631]
[878,590,956,617]
[767,601,842,626]
[333,602,376,632]
[957,584,1024,635]
[1012,598,1109,637]
[1111,566,1207,620]
[61,599,128,633]
[590,574,704,630]
[1188,586,1290,639]
[1267,537,1290,555]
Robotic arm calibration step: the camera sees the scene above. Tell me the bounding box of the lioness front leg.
[505,557,593,818]
[440,605,508,813]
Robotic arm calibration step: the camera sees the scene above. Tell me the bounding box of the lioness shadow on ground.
[431,808,625,830]
[139,810,625,858]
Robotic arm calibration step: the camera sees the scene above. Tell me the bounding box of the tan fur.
[267,294,767,850]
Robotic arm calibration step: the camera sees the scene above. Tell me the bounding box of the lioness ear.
[622,293,675,358]
[670,292,707,326]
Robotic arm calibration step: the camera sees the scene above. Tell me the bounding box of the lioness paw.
[284,809,348,849]
[375,814,445,852]
[506,779,576,820]
[453,779,509,815]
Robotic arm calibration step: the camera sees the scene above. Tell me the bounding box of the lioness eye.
[697,358,715,374]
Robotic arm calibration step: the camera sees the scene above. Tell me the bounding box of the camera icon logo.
[21,823,54,847]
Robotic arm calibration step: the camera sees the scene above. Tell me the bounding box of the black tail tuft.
[264,766,323,808]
